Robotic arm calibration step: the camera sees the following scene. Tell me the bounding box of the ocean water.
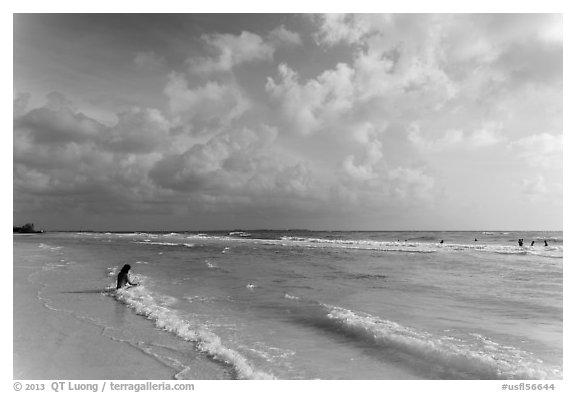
[14,230,563,380]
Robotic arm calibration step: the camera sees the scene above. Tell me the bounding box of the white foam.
[184,295,216,303]
[113,283,274,380]
[323,304,561,379]
[205,261,218,269]
[135,241,195,248]
[38,243,62,251]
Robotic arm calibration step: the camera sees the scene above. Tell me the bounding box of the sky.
[12,13,563,231]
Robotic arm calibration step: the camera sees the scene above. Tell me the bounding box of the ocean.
[13,230,563,380]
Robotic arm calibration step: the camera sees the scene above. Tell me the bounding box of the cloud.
[12,15,563,229]
[333,162,440,211]
[188,31,275,74]
[469,122,504,147]
[149,125,279,192]
[537,14,562,43]
[314,13,380,46]
[105,108,172,154]
[13,92,31,117]
[164,73,251,126]
[266,62,356,135]
[388,166,437,204]
[408,122,504,151]
[16,99,103,145]
[186,26,301,76]
[13,93,173,214]
[314,14,562,95]
[508,133,563,168]
[342,126,385,181]
[518,173,561,205]
[268,25,302,46]
[267,16,464,139]
[15,92,173,155]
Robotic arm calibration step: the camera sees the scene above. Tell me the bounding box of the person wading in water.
[117,264,138,289]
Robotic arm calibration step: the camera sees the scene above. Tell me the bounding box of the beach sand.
[13,240,178,380]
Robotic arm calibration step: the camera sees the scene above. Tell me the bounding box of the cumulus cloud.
[266,15,465,139]
[186,26,301,76]
[106,108,172,154]
[164,73,251,126]
[314,13,380,46]
[266,62,356,135]
[15,93,173,155]
[13,93,172,214]
[315,14,561,97]
[188,31,275,74]
[16,99,103,145]
[268,25,302,46]
[149,125,278,192]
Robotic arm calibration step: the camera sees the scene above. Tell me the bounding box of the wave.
[130,233,562,259]
[319,304,561,379]
[112,281,274,380]
[277,237,562,258]
[151,234,563,258]
[135,241,196,248]
[229,231,252,237]
[39,243,63,251]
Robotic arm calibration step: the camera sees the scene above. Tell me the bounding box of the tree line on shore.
[13,223,44,233]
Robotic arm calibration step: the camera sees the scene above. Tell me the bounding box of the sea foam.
[113,282,275,380]
[322,304,561,380]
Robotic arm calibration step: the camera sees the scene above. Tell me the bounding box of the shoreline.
[13,240,178,380]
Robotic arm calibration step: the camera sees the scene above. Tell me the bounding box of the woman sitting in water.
[117,264,138,289]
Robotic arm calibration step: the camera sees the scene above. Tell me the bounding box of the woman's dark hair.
[120,264,131,273]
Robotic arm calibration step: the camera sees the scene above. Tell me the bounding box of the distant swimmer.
[474,238,477,242]
[531,240,535,246]
[117,264,138,289]
[518,238,524,247]
[440,240,444,244]
[544,240,549,247]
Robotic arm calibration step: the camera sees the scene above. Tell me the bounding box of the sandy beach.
[13,239,180,380]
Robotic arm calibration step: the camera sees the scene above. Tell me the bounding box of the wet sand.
[13,240,176,379]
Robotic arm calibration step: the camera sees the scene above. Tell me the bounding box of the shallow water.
[14,230,563,379]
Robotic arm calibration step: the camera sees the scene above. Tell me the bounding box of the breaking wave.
[318,304,562,380]
[112,280,275,380]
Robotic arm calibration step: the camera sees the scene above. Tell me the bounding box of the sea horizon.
[22,228,564,233]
